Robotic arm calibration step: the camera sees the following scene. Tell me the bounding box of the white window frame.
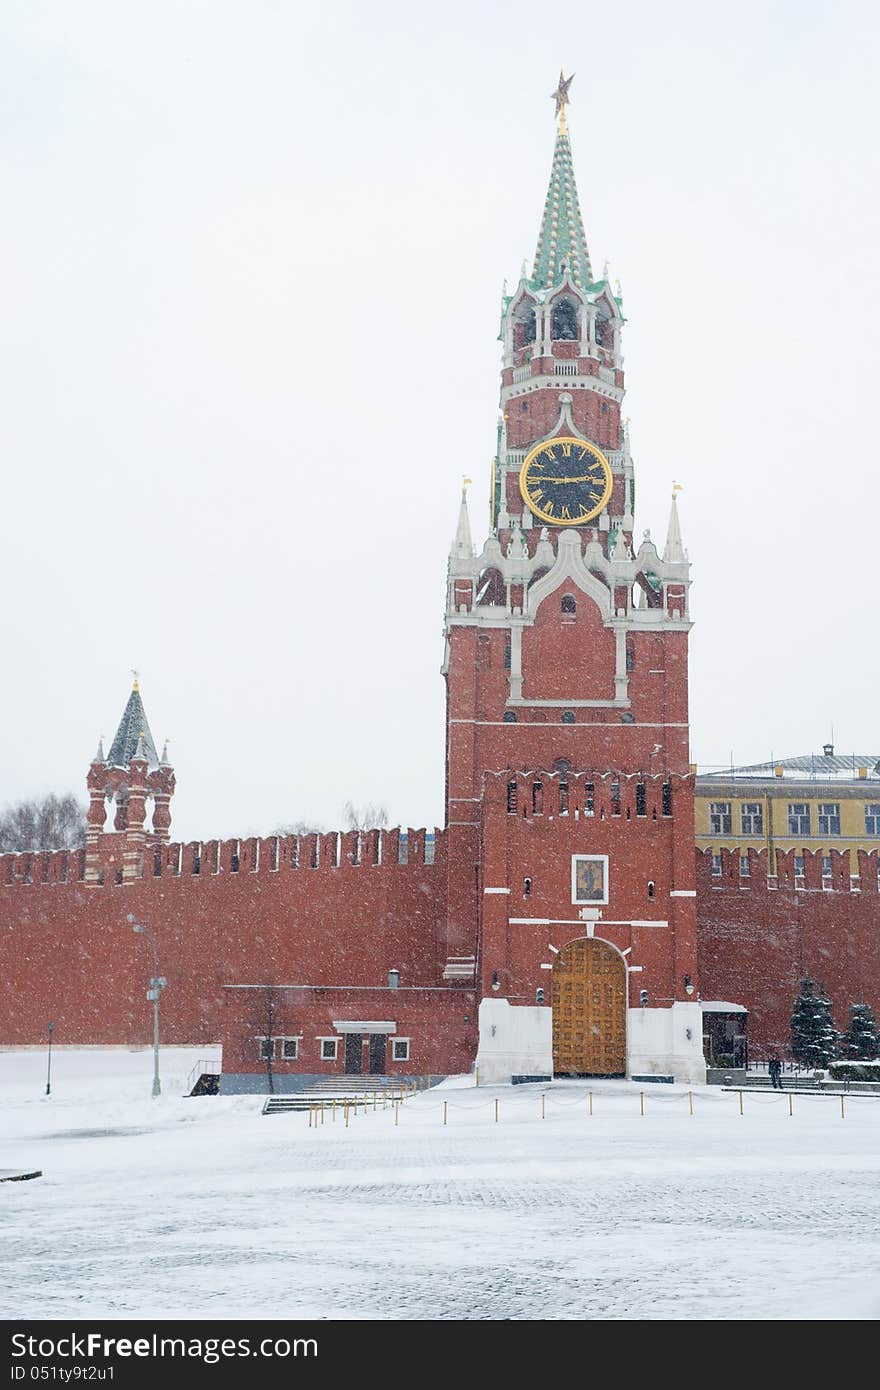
[711,853,722,878]
[740,802,763,835]
[865,804,880,836]
[392,1038,410,1062]
[818,803,841,836]
[571,853,610,905]
[318,1037,338,1061]
[709,801,732,835]
[280,1036,302,1060]
[788,803,811,835]
[739,854,750,877]
[256,1036,277,1061]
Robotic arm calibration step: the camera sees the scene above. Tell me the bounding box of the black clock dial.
[519,436,613,526]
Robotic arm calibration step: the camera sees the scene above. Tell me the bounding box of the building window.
[711,854,722,878]
[392,1038,410,1062]
[794,854,805,878]
[818,803,841,836]
[585,782,595,816]
[320,1038,338,1061]
[626,643,635,673]
[709,802,732,834]
[636,784,647,817]
[788,803,811,835]
[281,1037,300,1060]
[258,1038,276,1061]
[741,802,763,835]
[866,804,880,835]
[503,642,511,671]
[822,855,833,880]
[561,710,575,724]
[662,782,672,817]
[502,710,517,722]
[507,780,518,814]
[561,593,576,615]
[740,855,750,877]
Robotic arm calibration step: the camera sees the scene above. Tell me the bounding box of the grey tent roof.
[106,686,160,770]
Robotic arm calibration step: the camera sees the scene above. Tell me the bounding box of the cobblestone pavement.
[4,1057,880,1320]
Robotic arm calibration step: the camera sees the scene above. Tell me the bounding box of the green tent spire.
[106,677,160,770]
[531,111,593,292]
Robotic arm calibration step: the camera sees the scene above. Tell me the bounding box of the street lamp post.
[128,913,166,1098]
[45,1021,55,1097]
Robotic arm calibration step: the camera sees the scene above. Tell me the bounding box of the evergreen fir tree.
[790,977,838,1068]
[813,984,839,1067]
[841,1002,879,1061]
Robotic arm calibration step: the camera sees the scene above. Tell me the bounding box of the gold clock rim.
[518,435,613,527]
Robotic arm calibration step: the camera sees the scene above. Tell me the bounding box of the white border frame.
[571,853,609,906]
[279,1035,303,1060]
[391,1037,411,1062]
[317,1037,339,1061]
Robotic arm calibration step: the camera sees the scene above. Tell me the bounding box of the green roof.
[531,126,593,291]
[107,686,160,770]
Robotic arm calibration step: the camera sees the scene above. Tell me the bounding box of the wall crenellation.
[0,828,444,892]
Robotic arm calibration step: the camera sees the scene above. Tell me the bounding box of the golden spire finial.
[462,475,473,496]
[551,71,575,132]
[672,481,683,498]
[131,668,140,692]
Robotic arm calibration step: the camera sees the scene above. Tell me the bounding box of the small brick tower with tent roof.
[85,675,176,886]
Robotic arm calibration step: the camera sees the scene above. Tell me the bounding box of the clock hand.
[545,475,596,484]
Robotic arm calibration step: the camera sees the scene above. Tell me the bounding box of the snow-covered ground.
[3,1047,880,1321]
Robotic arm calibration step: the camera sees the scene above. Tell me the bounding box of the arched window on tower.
[551,297,579,341]
[595,312,610,348]
[513,302,536,349]
[561,593,577,620]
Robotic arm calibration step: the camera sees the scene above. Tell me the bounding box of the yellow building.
[695,745,880,875]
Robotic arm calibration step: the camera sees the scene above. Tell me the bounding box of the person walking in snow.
[768,1055,783,1090]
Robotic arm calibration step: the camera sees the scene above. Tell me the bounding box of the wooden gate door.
[344,1033,363,1074]
[552,938,626,1076]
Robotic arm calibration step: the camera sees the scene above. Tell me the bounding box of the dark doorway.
[344,1033,363,1074]
[368,1034,387,1075]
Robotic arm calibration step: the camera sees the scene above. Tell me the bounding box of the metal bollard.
[640,1091,644,1117]
[494,1098,499,1124]
[688,1090,693,1116]
[443,1100,448,1126]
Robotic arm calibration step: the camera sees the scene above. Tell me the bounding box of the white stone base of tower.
[627,1002,707,1084]
[475,999,553,1083]
[475,998,707,1085]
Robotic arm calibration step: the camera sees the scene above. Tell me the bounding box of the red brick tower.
[444,79,705,1082]
[85,677,176,885]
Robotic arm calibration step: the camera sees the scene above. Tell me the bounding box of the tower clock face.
[519,436,613,526]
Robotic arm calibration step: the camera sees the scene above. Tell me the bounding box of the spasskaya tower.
[443,75,706,1084]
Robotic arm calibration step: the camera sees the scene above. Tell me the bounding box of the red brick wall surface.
[0,831,447,1048]
[696,848,880,1054]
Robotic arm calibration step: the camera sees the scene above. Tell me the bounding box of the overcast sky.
[2,1,879,841]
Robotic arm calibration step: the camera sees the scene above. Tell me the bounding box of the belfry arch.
[552,938,627,1076]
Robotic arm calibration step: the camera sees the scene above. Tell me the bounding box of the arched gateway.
[552,938,627,1076]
